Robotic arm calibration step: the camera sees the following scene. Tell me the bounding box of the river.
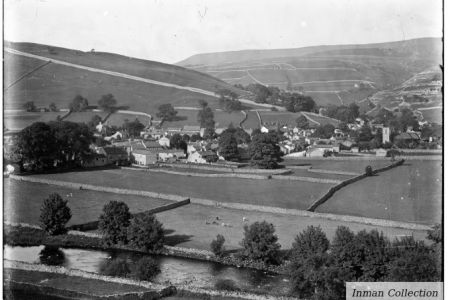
[4,245,290,294]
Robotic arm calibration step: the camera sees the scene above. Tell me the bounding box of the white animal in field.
[242,217,248,222]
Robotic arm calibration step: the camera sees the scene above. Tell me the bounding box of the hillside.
[178,38,442,107]
[4,41,247,112]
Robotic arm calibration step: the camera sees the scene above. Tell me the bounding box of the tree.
[197,100,215,128]
[312,124,335,139]
[49,121,93,166]
[170,133,187,151]
[23,101,37,112]
[123,118,144,137]
[49,102,58,112]
[218,131,239,161]
[98,94,117,112]
[357,124,373,142]
[99,201,131,245]
[296,115,309,129]
[133,257,161,281]
[210,234,226,257]
[248,132,282,169]
[387,237,438,281]
[285,93,316,112]
[190,133,202,142]
[240,221,281,264]
[16,122,58,171]
[88,115,103,131]
[157,104,178,121]
[289,226,331,298]
[100,258,131,277]
[69,95,89,112]
[128,213,164,253]
[40,193,72,235]
[39,246,65,265]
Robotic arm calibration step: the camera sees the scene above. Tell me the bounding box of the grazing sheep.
[242,217,248,222]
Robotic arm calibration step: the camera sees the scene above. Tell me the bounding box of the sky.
[4,0,443,64]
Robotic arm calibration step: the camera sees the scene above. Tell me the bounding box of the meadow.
[4,179,170,226]
[4,178,429,252]
[316,160,442,224]
[31,168,334,211]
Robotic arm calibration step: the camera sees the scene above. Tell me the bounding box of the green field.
[31,169,333,211]
[161,109,247,129]
[316,160,442,224]
[282,159,391,173]
[5,179,429,252]
[157,200,429,250]
[4,179,170,226]
[4,42,249,112]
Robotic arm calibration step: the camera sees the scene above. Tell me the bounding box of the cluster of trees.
[248,131,283,169]
[15,121,93,171]
[197,100,215,128]
[122,118,145,137]
[157,104,178,122]
[218,126,251,161]
[216,89,244,112]
[69,94,118,113]
[22,101,58,112]
[289,225,441,299]
[209,219,441,299]
[323,103,360,124]
[373,108,419,132]
[235,83,316,113]
[40,193,72,235]
[98,201,165,253]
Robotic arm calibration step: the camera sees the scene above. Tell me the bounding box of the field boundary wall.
[306,159,405,212]
[67,199,190,231]
[159,162,292,174]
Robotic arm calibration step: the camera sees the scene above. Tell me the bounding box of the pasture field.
[259,111,300,127]
[4,112,62,131]
[4,111,149,131]
[419,107,442,124]
[4,179,170,226]
[4,179,429,251]
[31,169,334,211]
[241,111,260,129]
[282,159,391,173]
[4,56,219,112]
[316,160,442,224]
[156,201,429,250]
[161,109,246,129]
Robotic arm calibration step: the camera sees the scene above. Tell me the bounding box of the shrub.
[365,165,373,176]
[40,193,72,235]
[100,258,131,277]
[210,234,226,257]
[133,257,161,281]
[240,221,281,264]
[214,279,240,291]
[39,246,65,265]
[128,213,164,253]
[98,201,131,245]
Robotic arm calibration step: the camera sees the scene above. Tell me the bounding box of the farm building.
[158,136,170,147]
[187,150,218,164]
[99,147,129,165]
[132,149,158,165]
[183,125,201,136]
[158,149,185,162]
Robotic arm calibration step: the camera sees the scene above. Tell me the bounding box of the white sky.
[4,0,443,64]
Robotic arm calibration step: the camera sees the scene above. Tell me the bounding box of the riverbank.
[4,223,287,274]
[5,261,296,300]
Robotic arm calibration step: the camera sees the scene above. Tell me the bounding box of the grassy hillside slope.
[178,38,442,107]
[4,42,245,112]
